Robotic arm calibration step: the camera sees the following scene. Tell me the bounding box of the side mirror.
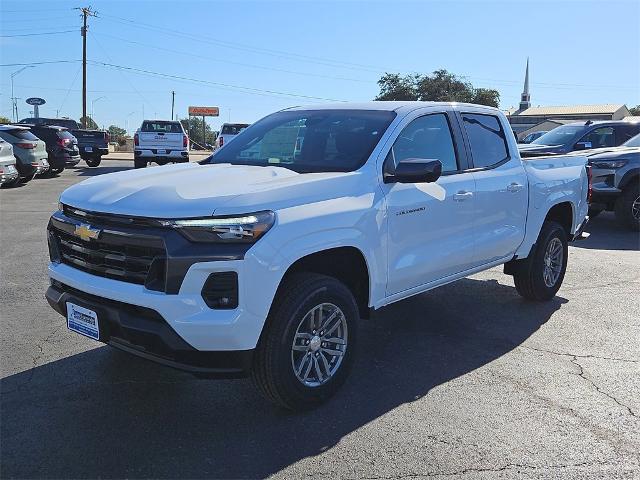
[574,141,592,151]
[384,158,442,184]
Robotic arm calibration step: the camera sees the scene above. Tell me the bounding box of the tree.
[107,125,127,140]
[0,116,11,124]
[375,69,500,107]
[79,116,99,129]
[180,117,216,146]
[629,105,640,116]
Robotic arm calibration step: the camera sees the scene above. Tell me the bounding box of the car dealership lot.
[1,159,639,479]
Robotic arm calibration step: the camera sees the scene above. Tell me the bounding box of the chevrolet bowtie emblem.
[74,224,101,241]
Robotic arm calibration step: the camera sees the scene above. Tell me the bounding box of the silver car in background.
[0,138,19,187]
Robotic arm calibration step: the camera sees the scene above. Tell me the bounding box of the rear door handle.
[453,191,473,202]
[507,182,524,192]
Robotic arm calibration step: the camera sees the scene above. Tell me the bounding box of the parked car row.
[518,121,640,231]
[0,118,110,188]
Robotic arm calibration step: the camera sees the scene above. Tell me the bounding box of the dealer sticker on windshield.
[66,302,99,340]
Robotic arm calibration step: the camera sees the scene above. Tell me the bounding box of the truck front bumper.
[46,278,254,378]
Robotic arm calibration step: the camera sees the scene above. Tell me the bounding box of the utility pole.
[171,91,175,120]
[76,7,97,128]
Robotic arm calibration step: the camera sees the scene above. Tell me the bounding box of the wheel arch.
[619,168,640,190]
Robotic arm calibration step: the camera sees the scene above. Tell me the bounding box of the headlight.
[591,160,628,169]
[163,211,275,243]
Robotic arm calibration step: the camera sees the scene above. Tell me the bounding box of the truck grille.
[49,225,166,286]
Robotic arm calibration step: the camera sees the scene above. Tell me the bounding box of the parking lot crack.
[569,355,638,419]
[520,345,639,364]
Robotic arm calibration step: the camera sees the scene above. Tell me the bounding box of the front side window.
[461,113,509,168]
[580,127,614,148]
[386,113,458,173]
[207,109,396,173]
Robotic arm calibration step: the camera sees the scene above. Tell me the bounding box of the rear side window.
[617,125,640,144]
[461,113,509,168]
[7,129,39,141]
[141,121,183,133]
[221,124,249,135]
[386,113,458,173]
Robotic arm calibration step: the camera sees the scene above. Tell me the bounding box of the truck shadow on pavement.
[73,165,132,176]
[575,212,640,251]
[1,278,565,479]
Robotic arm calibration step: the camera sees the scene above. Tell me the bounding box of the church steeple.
[519,57,531,111]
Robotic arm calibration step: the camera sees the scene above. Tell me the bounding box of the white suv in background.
[215,123,249,149]
[134,120,189,168]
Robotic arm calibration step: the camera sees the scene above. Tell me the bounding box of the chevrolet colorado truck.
[19,117,109,167]
[133,120,189,168]
[45,102,590,410]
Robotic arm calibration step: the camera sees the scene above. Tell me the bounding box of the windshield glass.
[206,109,396,173]
[141,121,183,133]
[221,124,249,135]
[7,129,39,141]
[531,125,584,145]
[57,130,75,140]
[623,133,640,147]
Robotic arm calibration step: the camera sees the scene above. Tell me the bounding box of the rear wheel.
[614,183,640,231]
[513,221,568,301]
[134,158,146,169]
[251,273,358,410]
[85,155,101,167]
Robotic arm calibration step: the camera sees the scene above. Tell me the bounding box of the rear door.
[383,108,477,295]
[458,110,528,266]
[138,121,184,150]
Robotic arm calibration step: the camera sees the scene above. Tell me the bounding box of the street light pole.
[90,96,106,127]
[10,66,34,121]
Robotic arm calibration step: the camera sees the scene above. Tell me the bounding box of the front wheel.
[513,221,568,301]
[251,273,358,410]
[85,155,101,167]
[614,184,640,231]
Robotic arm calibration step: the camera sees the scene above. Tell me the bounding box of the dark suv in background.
[519,121,640,157]
[19,118,109,167]
[23,125,80,175]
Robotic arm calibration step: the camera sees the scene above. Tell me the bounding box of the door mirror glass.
[385,158,442,184]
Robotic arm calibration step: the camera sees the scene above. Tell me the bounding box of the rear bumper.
[0,168,19,185]
[135,149,189,161]
[46,281,254,378]
[80,146,108,157]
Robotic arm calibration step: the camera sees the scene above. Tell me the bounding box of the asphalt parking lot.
[1,157,639,479]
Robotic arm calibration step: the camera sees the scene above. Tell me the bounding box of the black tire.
[588,206,603,219]
[134,158,146,169]
[20,172,36,183]
[251,273,359,410]
[614,183,640,232]
[513,221,568,301]
[85,155,101,167]
[48,168,64,176]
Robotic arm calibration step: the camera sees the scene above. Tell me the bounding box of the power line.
[0,30,76,37]
[0,60,81,67]
[91,31,375,84]
[87,60,346,102]
[97,13,384,74]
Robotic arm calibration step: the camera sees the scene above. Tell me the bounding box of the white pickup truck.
[133,120,189,168]
[46,102,590,410]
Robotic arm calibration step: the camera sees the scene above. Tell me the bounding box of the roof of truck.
[285,101,501,113]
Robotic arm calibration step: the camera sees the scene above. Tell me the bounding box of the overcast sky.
[1,0,639,132]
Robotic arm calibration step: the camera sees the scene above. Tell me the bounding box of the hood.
[587,146,640,162]
[60,162,365,218]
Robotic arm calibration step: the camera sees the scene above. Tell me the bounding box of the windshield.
[623,133,640,147]
[221,124,249,135]
[206,109,396,173]
[531,125,584,146]
[7,129,39,141]
[141,121,183,133]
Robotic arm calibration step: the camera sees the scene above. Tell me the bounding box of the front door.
[383,111,477,296]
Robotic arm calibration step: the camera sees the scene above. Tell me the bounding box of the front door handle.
[453,190,473,202]
[507,182,524,192]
